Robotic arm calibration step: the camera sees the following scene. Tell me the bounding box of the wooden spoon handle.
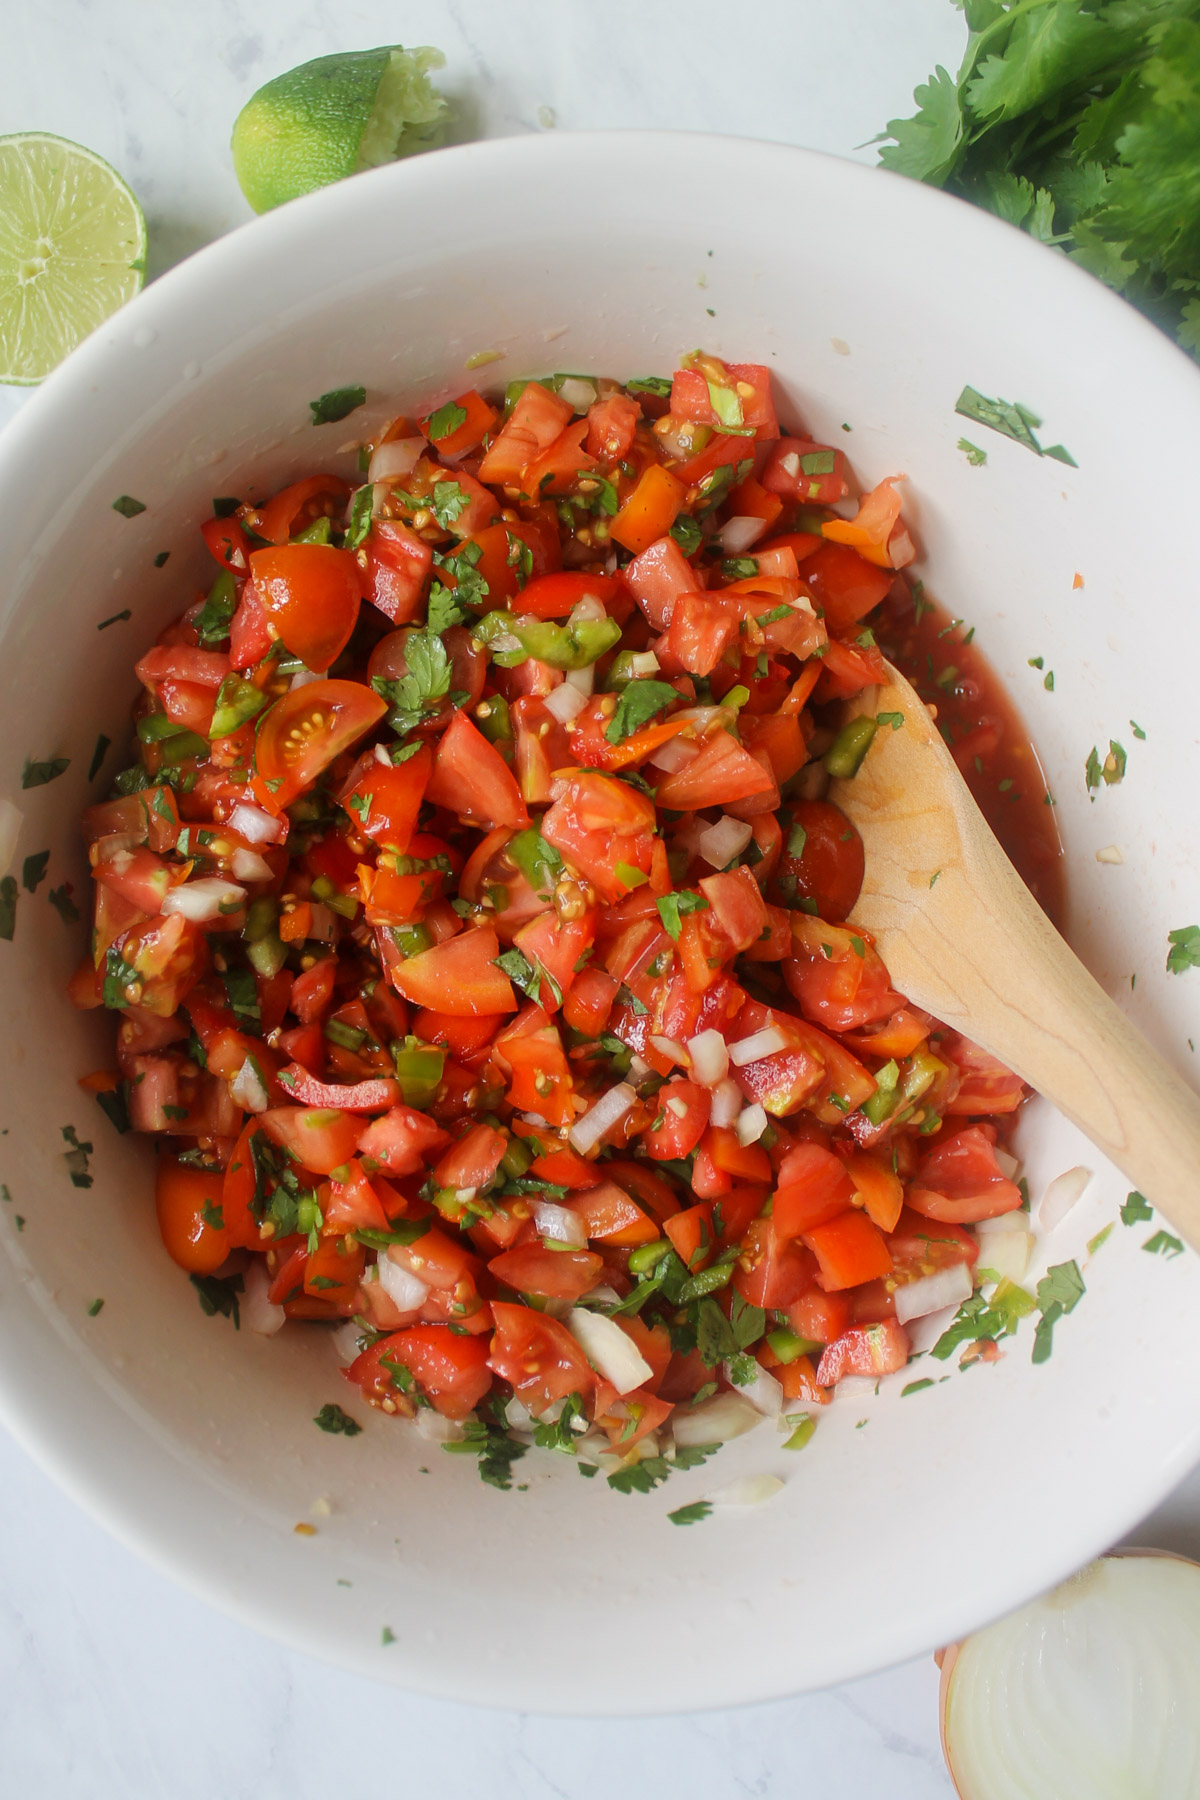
[840,673,1200,1248]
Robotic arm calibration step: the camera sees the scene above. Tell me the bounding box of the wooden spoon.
[829,660,1200,1251]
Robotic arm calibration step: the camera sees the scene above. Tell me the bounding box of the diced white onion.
[736,1103,769,1145]
[374,742,392,765]
[558,376,597,412]
[567,1307,652,1395]
[630,651,661,677]
[627,1054,652,1082]
[905,1304,962,1356]
[709,1078,743,1128]
[231,847,274,883]
[228,803,286,845]
[994,1148,1020,1179]
[565,664,594,696]
[1039,1165,1093,1232]
[894,1260,974,1326]
[290,668,324,691]
[544,682,589,724]
[648,1034,689,1068]
[976,1209,1027,1234]
[1096,844,1125,865]
[242,1259,287,1336]
[161,877,246,922]
[585,1284,623,1308]
[368,438,423,483]
[975,1228,1034,1285]
[504,1396,536,1432]
[94,839,136,867]
[672,1390,763,1449]
[378,1253,430,1313]
[728,1025,787,1067]
[705,1474,785,1508]
[649,735,699,773]
[725,1359,784,1417]
[0,798,22,879]
[941,1554,1200,1800]
[568,593,608,624]
[698,815,754,868]
[688,1029,729,1088]
[415,1409,465,1443]
[229,1055,270,1114]
[779,452,801,478]
[532,1199,587,1249]
[718,514,768,554]
[568,1082,636,1154]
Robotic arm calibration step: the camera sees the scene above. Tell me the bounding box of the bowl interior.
[2,133,1199,1714]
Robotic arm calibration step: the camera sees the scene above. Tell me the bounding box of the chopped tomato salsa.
[74,352,1050,1488]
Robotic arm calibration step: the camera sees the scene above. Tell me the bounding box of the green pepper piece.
[824,716,879,779]
[210,673,268,740]
[391,1036,446,1108]
[511,616,621,671]
[474,694,513,743]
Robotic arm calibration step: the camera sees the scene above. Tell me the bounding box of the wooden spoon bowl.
[831,661,1200,1249]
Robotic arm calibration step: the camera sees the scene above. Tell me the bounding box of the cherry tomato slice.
[253,679,386,813]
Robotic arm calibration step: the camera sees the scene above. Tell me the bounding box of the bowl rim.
[3,127,1200,1715]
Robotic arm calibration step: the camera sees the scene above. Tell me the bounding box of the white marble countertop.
[4,3,1199,1793]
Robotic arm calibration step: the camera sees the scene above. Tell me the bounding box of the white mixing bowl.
[1,132,1198,1714]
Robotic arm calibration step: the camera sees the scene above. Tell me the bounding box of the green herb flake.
[1144,1230,1185,1260]
[626,375,673,397]
[782,1413,817,1451]
[22,757,70,789]
[309,385,366,425]
[153,551,170,568]
[48,884,80,924]
[112,495,146,517]
[876,711,904,730]
[1031,1260,1085,1365]
[381,1626,396,1645]
[655,889,710,942]
[97,609,133,631]
[314,1402,363,1436]
[190,1271,243,1326]
[1166,926,1200,975]
[87,1297,105,1317]
[901,1378,935,1397]
[1131,720,1146,740]
[667,1501,712,1526]
[957,437,987,466]
[605,679,679,746]
[1087,1224,1113,1256]
[88,734,111,779]
[669,515,703,556]
[21,851,49,893]
[61,1124,93,1189]
[0,876,16,942]
[426,400,468,441]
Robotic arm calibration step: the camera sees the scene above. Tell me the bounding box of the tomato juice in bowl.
[0,133,1198,1713]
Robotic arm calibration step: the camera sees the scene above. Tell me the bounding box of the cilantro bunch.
[878,0,1200,359]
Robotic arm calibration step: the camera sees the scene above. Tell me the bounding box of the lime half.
[0,132,146,386]
[231,45,451,214]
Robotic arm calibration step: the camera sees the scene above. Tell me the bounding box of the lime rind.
[0,131,146,386]
[231,45,451,215]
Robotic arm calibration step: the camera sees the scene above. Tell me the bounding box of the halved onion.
[672,1390,763,1449]
[688,1029,729,1088]
[728,1025,787,1067]
[532,1198,587,1249]
[718,514,767,554]
[940,1553,1200,1800]
[894,1260,973,1326]
[1038,1166,1092,1232]
[705,1474,784,1508]
[569,1082,636,1154]
[544,681,588,724]
[709,1077,743,1128]
[567,1307,652,1394]
[368,438,423,483]
[228,803,286,845]
[161,877,246,922]
[378,1253,430,1313]
[698,815,754,867]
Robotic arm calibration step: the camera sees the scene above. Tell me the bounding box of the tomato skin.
[260,1106,364,1176]
[652,730,776,812]
[349,1326,492,1420]
[387,925,518,1017]
[343,744,431,855]
[624,535,696,630]
[200,514,251,573]
[907,1125,1024,1223]
[229,581,274,670]
[434,1122,508,1192]
[478,382,573,486]
[514,570,619,621]
[136,644,230,691]
[155,1157,231,1273]
[940,1032,1026,1115]
[254,680,387,813]
[886,1206,979,1283]
[278,1064,399,1113]
[660,592,739,679]
[586,393,640,462]
[256,474,351,546]
[783,916,901,1033]
[789,1289,851,1346]
[488,1300,594,1413]
[365,520,433,625]
[425,711,529,830]
[772,800,865,922]
[562,965,618,1036]
[816,1318,909,1386]
[488,1243,604,1301]
[641,1078,711,1161]
[248,544,365,672]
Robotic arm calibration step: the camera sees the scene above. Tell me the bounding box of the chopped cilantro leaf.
[112,495,146,517]
[190,1271,242,1326]
[1166,926,1200,975]
[1144,1230,1185,1260]
[309,385,366,425]
[605,679,679,745]
[957,437,987,466]
[426,400,468,441]
[22,756,70,788]
[655,889,709,941]
[21,851,49,893]
[1121,1191,1153,1225]
[314,1403,363,1435]
[667,1501,712,1526]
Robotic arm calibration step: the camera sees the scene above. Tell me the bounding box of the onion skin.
[937,1549,1200,1798]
